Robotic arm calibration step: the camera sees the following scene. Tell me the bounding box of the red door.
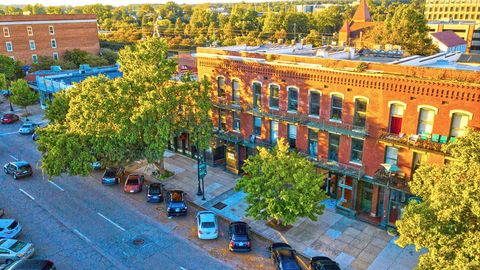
[389,116,402,134]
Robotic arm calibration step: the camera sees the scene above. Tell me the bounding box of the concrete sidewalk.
[0,99,47,125]
[140,152,420,270]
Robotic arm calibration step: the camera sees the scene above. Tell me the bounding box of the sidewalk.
[0,98,46,124]
[135,152,421,270]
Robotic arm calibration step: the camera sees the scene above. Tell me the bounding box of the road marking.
[73,229,92,243]
[97,212,126,231]
[49,181,65,191]
[0,132,18,137]
[9,155,18,161]
[180,267,187,270]
[19,189,35,200]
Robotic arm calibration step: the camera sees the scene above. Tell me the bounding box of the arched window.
[252,82,261,109]
[417,108,436,135]
[450,112,470,137]
[388,102,406,134]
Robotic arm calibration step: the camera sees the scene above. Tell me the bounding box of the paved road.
[0,121,233,270]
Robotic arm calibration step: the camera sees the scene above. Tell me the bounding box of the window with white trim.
[353,98,367,129]
[350,138,364,164]
[27,26,33,36]
[53,52,59,60]
[328,133,340,162]
[29,40,36,50]
[49,25,55,35]
[270,120,278,144]
[232,112,240,131]
[3,27,9,37]
[32,54,38,64]
[232,79,240,105]
[5,42,13,52]
[309,91,320,116]
[308,129,318,158]
[330,94,343,121]
[385,146,398,165]
[449,113,469,137]
[417,108,435,135]
[51,39,57,49]
[217,77,225,97]
[252,82,261,109]
[253,116,262,136]
[288,124,297,149]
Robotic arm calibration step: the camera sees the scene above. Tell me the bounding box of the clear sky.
[2,0,274,6]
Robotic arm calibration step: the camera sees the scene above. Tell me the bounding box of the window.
[389,103,405,134]
[5,42,13,52]
[32,54,38,64]
[288,124,297,148]
[350,138,364,164]
[270,120,278,144]
[328,133,340,162]
[287,87,298,112]
[308,129,318,158]
[252,82,261,109]
[233,112,240,131]
[232,79,240,105]
[269,84,279,109]
[309,91,320,116]
[412,152,426,175]
[51,39,57,49]
[253,116,262,136]
[417,108,435,135]
[449,113,469,137]
[3,27,9,37]
[49,25,55,35]
[219,109,226,131]
[353,99,367,129]
[330,94,343,121]
[29,40,36,50]
[385,146,398,165]
[27,26,33,36]
[217,77,225,97]
[53,52,59,60]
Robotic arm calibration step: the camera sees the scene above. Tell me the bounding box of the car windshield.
[201,222,215,228]
[104,169,116,177]
[149,187,161,194]
[22,124,32,128]
[126,179,138,185]
[18,165,30,171]
[171,192,183,202]
[8,241,26,252]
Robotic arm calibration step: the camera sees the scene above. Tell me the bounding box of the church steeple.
[352,0,372,23]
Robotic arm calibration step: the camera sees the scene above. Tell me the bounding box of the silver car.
[0,239,34,264]
[18,123,38,135]
[0,220,21,239]
[196,211,218,240]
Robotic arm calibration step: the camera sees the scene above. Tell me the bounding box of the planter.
[387,228,398,236]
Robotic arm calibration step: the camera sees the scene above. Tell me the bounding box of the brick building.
[195,45,480,229]
[0,14,100,65]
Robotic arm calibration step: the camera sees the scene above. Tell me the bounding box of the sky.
[2,0,278,6]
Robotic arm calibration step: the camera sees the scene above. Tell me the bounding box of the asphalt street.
[0,120,234,270]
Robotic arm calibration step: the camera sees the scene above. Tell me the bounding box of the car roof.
[3,113,15,117]
[198,211,216,222]
[12,161,30,167]
[149,183,162,188]
[0,239,16,248]
[127,174,142,179]
[271,242,293,250]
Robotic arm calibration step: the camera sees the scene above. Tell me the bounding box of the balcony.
[300,153,365,178]
[212,99,242,112]
[373,168,409,192]
[378,130,448,155]
[244,105,309,125]
[213,130,271,149]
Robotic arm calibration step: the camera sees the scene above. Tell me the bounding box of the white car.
[0,239,35,264]
[196,211,218,240]
[0,220,21,239]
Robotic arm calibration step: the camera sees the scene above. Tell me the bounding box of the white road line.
[97,212,126,231]
[0,132,18,137]
[180,267,187,270]
[19,189,35,200]
[49,181,65,191]
[73,229,92,243]
[9,155,18,161]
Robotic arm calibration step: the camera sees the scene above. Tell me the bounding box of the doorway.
[360,182,373,213]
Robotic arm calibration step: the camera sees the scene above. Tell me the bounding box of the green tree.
[0,74,6,90]
[9,79,39,119]
[396,129,480,270]
[235,138,328,226]
[0,55,23,83]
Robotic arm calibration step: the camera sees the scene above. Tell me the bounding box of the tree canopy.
[396,129,480,270]
[235,138,328,226]
[9,79,39,117]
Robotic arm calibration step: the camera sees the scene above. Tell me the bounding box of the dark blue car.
[166,190,187,217]
[147,183,164,203]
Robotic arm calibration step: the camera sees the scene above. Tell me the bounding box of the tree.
[0,74,6,90]
[396,129,480,270]
[0,55,23,83]
[9,79,39,120]
[235,138,328,226]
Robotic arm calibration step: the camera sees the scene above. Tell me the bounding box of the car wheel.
[5,259,13,264]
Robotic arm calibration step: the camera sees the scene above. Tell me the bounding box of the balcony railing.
[244,105,368,137]
[212,99,242,112]
[378,130,446,155]
[213,130,272,149]
[300,153,365,178]
[373,168,409,192]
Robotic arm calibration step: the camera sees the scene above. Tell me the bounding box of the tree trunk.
[153,159,165,174]
[24,106,29,121]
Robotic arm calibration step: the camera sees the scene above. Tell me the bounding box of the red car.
[124,174,144,193]
[1,114,19,124]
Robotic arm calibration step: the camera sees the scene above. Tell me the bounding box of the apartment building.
[0,14,100,65]
[195,44,480,228]
[425,0,480,22]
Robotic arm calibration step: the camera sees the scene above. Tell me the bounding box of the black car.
[4,259,56,270]
[228,222,251,252]
[147,183,164,203]
[166,190,187,217]
[309,256,341,270]
[101,167,124,185]
[268,243,302,270]
[3,161,33,180]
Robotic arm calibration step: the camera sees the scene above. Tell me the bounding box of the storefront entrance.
[360,182,373,213]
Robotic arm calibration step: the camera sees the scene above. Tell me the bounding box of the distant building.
[430,31,468,53]
[0,14,100,65]
[425,0,480,22]
[338,0,376,47]
[427,20,480,54]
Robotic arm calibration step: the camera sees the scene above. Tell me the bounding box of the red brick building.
[195,45,480,229]
[0,14,100,65]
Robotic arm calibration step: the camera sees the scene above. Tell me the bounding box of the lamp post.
[196,126,203,196]
[7,93,13,112]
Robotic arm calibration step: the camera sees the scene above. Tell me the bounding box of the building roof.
[430,31,467,47]
[352,0,371,23]
[0,14,97,23]
[339,20,351,33]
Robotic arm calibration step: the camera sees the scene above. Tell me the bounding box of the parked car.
[123,174,144,193]
[0,219,21,239]
[101,167,124,185]
[147,183,163,203]
[268,243,302,270]
[3,161,33,180]
[228,222,251,252]
[0,239,34,264]
[3,259,55,270]
[196,211,218,240]
[18,123,37,135]
[166,190,187,217]
[309,256,341,270]
[1,114,19,124]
